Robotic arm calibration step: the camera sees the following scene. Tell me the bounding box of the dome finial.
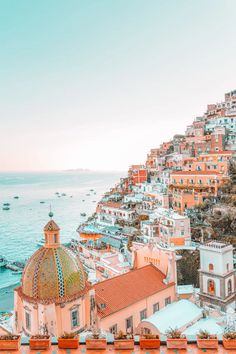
[49,204,53,219]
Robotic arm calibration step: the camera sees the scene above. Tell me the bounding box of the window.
[140,309,147,321]
[109,324,117,334]
[208,279,215,295]
[126,316,133,332]
[54,234,57,243]
[25,311,31,331]
[71,309,79,328]
[209,263,214,272]
[165,297,171,306]
[228,280,232,296]
[153,302,159,313]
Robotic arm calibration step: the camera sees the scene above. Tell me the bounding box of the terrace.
[1,337,230,353]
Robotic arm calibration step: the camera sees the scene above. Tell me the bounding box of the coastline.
[0,282,19,312]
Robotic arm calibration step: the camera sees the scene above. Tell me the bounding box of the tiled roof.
[102,202,123,209]
[44,219,60,231]
[94,264,174,318]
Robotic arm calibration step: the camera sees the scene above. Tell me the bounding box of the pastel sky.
[0,0,236,171]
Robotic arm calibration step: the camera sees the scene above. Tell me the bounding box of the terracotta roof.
[171,171,220,176]
[102,202,123,209]
[94,264,175,318]
[44,219,60,231]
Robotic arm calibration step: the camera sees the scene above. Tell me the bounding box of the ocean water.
[0,171,123,293]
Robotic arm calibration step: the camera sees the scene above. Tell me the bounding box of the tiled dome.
[22,245,87,304]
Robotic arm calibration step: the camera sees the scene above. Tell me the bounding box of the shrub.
[165,328,185,339]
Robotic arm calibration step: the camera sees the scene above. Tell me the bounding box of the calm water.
[0,171,122,291]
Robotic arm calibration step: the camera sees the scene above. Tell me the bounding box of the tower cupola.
[43,211,60,248]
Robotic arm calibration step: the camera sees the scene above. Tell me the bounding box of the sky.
[0,0,236,172]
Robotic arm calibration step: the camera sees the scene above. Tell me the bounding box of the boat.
[80,213,86,217]
[3,203,10,206]
[12,270,22,275]
[37,239,45,247]
[2,207,10,211]
[40,201,45,204]
[14,196,19,199]
[92,200,96,203]
[61,193,66,196]
[90,189,94,192]
[82,200,85,202]
[55,192,60,195]
[0,256,7,267]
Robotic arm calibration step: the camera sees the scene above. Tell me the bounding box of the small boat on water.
[0,256,7,267]
[90,189,94,192]
[80,213,86,217]
[12,270,22,275]
[92,201,97,203]
[2,206,10,211]
[82,200,85,202]
[55,192,60,195]
[62,193,67,196]
[14,196,19,199]
[40,201,45,204]
[37,239,45,247]
[3,203,10,206]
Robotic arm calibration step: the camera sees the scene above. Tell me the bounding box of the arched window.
[228,280,232,296]
[208,279,215,295]
[209,263,214,272]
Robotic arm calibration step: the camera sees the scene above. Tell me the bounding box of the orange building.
[128,165,148,185]
[169,171,224,212]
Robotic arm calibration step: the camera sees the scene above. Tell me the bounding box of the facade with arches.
[199,241,236,311]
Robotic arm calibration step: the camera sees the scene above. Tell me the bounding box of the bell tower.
[43,210,60,248]
[199,241,236,311]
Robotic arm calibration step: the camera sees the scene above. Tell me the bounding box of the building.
[95,264,176,334]
[154,207,191,247]
[170,171,224,212]
[199,241,236,311]
[96,201,136,226]
[14,216,91,336]
[128,165,148,186]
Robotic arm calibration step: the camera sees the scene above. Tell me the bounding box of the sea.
[0,171,123,311]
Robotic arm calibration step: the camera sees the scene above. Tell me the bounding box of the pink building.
[95,242,177,334]
[14,218,91,336]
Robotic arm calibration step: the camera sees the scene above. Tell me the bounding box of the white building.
[199,241,236,311]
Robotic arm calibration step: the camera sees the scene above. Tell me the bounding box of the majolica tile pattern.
[22,246,86,303]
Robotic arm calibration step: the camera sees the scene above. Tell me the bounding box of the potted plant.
[139,332,160,349]
[223,331,236,349]
[197,330,218,349]
[29,334,51,350]
[0,334,21,351]
[58,332,79,349]
[114,330,134,350]
[86,330,107,350]
[166,328,187,349]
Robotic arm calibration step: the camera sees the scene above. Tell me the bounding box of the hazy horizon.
[0,0,236,172]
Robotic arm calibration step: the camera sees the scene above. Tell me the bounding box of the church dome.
[21,219,87,304]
